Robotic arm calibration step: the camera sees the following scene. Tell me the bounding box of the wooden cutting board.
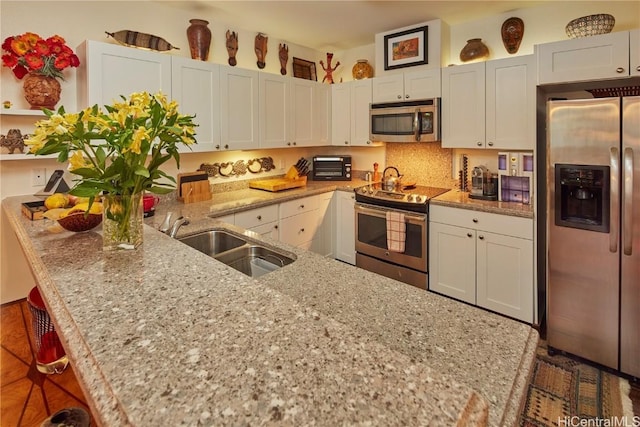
[249,176,307,192]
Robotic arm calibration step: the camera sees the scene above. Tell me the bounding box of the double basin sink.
[177,229,296,278]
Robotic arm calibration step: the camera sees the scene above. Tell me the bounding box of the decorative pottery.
[565,14,615,38]
[352,59,373,80]
[23,73,61,110]
[279,43,289,75]
[501,17,524,54]
[186,19,212,61]
[459,38,490,63]
[102,193,144,251]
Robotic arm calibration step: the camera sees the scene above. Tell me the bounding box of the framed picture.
[292,57,317,81]
[384,25,428,70]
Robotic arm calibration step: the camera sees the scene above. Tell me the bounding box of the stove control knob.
[415,195,423,203]
[407,194,414,201]
[360,187,368,194]
[368,188,375,195]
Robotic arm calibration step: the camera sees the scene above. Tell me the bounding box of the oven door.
[354,203,427,272]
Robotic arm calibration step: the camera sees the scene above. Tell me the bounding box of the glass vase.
[102,193,143,251]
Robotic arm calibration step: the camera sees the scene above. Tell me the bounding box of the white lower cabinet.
[429,205,534,323]
[234,204,279,240]
[334,191,356,265]
[279,195,321,248]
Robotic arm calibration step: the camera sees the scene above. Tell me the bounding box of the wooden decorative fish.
[105,30,179,51]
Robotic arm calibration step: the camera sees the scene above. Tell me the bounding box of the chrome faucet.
[168,216,190,238]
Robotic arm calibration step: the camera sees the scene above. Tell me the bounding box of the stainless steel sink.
[178,230,246,256]
[215,245,296,277]
[177,229,296,278]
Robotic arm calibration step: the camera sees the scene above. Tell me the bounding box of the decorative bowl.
[58,213,102,232]
[565,14,615,38]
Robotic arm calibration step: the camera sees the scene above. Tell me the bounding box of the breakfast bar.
[2,189,538,426]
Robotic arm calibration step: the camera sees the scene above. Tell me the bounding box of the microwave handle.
[413,109,420,142]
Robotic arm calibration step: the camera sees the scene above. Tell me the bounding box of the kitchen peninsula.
[2,186,538,427]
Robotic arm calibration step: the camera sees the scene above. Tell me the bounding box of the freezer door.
[620,96,640,378]
[546,98,620,370]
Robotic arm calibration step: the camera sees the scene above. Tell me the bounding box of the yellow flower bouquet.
[26,91,197,249]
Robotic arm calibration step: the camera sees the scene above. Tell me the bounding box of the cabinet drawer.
[235,204,278,229]
[279,210,319,247]
[430,205,532,239]
[279,195,320,218]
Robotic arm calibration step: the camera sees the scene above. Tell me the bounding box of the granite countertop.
[3,186,538,427]
[431,190,535,219]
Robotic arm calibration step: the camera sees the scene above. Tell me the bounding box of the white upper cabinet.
[171,57,220,153]
[219,65,259,151]
[631,29,640,76]
[259,73,290,148]
[485,55,536,150]
[442,55,535,150]
[372,68,441,103]
[313,82,331,145]
[332,80,376,147]
[537,31,632,84]
[77,40,171,108]
[290,78,315,147]
[442,62,485,149]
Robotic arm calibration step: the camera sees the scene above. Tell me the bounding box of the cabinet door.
[476,231,533,322]
[235,204,279,229]
[350,79,374,146]
[334,191,355,265]
[312,192,334,257]
[331,83,351,146]
[248,221,279,241]
[441,62,485,148]
[428,222,476,304]
[290,78,314,147]
[313,82,331,145]
[631,29,640,77]
[220,66,259,150]
[78,40,171,108]
[372,74,404,102]
[537,31,630,84]
[485,55,535,150]
[171,57,220,153]
[279,210,319,247]
[404,68,441,99]
[259,73,290,149]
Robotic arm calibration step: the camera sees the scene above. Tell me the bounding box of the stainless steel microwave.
[370,99,440,143]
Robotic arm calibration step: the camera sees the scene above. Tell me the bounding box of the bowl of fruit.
[43,193,104,232]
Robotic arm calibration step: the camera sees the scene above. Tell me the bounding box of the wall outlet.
[32,168,46,187]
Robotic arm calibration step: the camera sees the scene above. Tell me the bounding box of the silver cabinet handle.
[616,67,625,73]
[478,235,484,240]
[405,94,410,99]
[477,141,482,146]
[224,144,229,149]
[344,141,349,145]
[467,232,473,238]
[397,95,402,99]
[472,218,478,223]
[274,225,278,229]
[488,141,494,146]
[623,147,633,255]
[300,204,305,209]
[300,228,305,233]
[610,147,620,253]
[636,65,640,72]
[257,215,262,220]
[215,144,220,149]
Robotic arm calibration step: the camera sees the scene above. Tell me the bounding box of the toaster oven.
[312,156,352,181]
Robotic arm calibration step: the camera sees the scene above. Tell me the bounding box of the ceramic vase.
[459,38,490,62]
[23,73,61,110]
[102,193,144,251]
[186,19,212,61]
[352,59,373,80]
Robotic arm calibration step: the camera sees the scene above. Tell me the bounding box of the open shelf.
[1,109,47,117]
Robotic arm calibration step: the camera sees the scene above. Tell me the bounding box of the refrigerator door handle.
[610,147,619,253]
[623,147,633,255]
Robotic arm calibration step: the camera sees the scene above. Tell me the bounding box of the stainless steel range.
[354,184,450,289]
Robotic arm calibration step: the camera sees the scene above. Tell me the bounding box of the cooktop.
[355,184,450,213]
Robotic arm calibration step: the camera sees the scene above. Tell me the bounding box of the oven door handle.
[355,203,427,222]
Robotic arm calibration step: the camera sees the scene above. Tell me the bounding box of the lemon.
[44,193,69,210]
[72,202,103,214]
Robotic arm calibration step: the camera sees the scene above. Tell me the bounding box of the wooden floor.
[1,298,638,425]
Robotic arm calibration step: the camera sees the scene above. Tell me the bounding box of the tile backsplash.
[385,142,458,189]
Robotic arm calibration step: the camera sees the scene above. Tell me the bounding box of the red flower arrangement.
[1,32,80,80]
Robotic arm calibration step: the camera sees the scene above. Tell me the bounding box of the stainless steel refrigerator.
[547,96,640,378]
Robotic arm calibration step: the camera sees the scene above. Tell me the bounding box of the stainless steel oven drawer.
[356,253,428,290]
